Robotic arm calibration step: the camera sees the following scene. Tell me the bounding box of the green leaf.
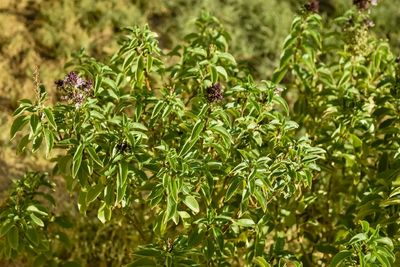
[151,101,165,120]
[103,78,117,90]
[0,221,14,237]
[360,221,369,232]
[212,227,224,250]
[43,108,57,130]
[168,178,178,202]
[33,254,46,267]
[119,161,129,185]
[350,134,362,148]
[17,134,30,153]
[282,34,297,49]
[78,191,88,214]
[7,226,19,249]
[216,66,228,80]
[215,51,236,65]
[211,125,232,146]
[380,197,400,207]
[122,51,135,71]
[13,102,32,117]
[44,129,54,156]
[10,115,29,139]
[116,181,128,204]
[349,233,367,244]
[179,139,196,157]
[30,114,41,134]
[131,122,148,131]
[272,95,289,116]
[236,218,255,227]
[210,65,218,83]
[254,257,271,267]
[190,119,205,141]
[179,120,204,157]
[126,258,157,267]
[87,183,105,204]
[97,202,112,223]
[165,197,177,222]
[225,177,241,201]
[279,48,293,69]
[38,84,47,101]
[25,226,39,245]
[135,55,144,80]
[389,187,400,198]
[183,195,200,214]
[30,213,45,227]
[146,54,153,72]
[271,67,287,84]
[72,143,84,178]
[376,237,394,248]
[86,146,103,167]
[27,205,48,216]
[32,134,43,152]
[330,251,352,267]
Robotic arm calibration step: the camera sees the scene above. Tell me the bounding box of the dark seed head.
[83,80,93,90]
[353,0,377,10]
[116,141,131,153]
[305,0,319,13]
[206,83,223,103]
[55,79,64,88]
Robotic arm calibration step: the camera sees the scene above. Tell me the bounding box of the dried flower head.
[363,19,375,28]
[353,0,378,10]
[305,0,319,13]
[274,87,284,96]
[55,71,93,108]
[206,83,223,103]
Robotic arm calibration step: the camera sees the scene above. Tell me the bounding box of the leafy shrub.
[2,1,400,266]
[3,14,323,266]
[331,221,395,267]
[0,0,294,191]
[273,2,399,265]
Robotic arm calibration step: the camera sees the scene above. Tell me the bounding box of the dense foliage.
[273,4,400,265]
[1,1,400,266]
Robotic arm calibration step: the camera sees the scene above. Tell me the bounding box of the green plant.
[3,14,324,266]
[2,1,400,266]
[272,1,399,265]
[331,221,395,267]
[0,173,54,258]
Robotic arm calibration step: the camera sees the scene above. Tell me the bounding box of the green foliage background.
[1,0,400,266]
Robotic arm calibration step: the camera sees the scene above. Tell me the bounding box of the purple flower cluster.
[206,83,223,103]
[353,0,378,10]
[305,0,319,13]
[55,72,93,108]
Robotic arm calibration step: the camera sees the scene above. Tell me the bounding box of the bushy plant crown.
[1,2,399,266]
